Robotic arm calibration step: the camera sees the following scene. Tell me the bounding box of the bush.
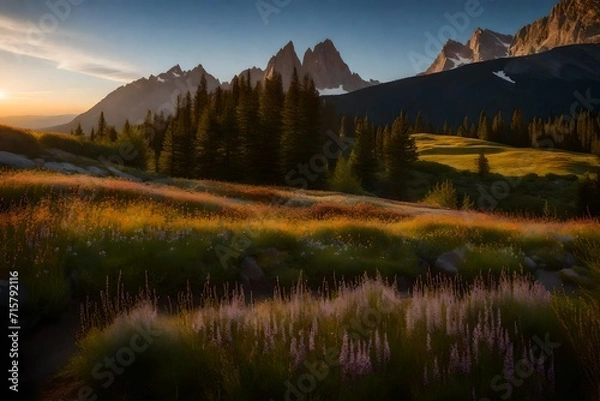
[329,157,364,195]
[422,179,458,209]
[0,126,42,157]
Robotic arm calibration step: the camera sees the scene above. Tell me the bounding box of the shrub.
[422,179,458,209]
[329,157,364,195]
[0,126,42,157]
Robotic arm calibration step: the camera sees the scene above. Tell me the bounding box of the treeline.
[77,69,418,192]
[427,109,600,156]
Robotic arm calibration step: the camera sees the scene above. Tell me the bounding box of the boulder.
[104,165,142,182]
[86,166,109,177]
[535,270,562,292]
[240,256,266,282]
[523,256,537,272]
[43,162,69,173]
[0,151,35,169]
[434,249,465,275]
[33,158,45,168]
[60,162,89,175]
[563,252,577,267]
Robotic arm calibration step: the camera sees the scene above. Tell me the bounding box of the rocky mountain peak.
[509,0,600,56]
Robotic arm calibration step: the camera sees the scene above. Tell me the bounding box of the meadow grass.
[55,274,586,401]
[414,133,600,177]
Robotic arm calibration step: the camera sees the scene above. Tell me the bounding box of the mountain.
[425,28,513,74]
[510,0,600,57]
[51,39,378,134]
[302,39,380,92]
[52,64,221,133]
[325,44,600,129]
[0,114,77,130]
[264,41,303,89]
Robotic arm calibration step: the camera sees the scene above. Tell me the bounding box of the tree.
[328,156,363,194]
[510,108,526,146]
[491,111,505,142]
[96,111,107,142]
[577,171,600,217]
[74,123,84,137]
[195,106,222,179]
[384,112,418,187]
[258,73,285,184]
[414,111,424,133]
[477,111,490,141]
[349,116,378,189]
[90,127,95,142]
[107,126,118,143]
[237,72,261,183]
[476,151,490,178]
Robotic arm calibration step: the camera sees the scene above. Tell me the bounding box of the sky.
[0,0,558,117]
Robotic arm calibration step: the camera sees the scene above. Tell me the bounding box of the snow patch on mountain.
[318,85,348,96]
[493,70,516,84]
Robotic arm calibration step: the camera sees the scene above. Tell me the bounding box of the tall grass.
[58,274,569,401]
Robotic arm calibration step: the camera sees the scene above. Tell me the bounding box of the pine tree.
[193,73,209,130]
[491,111,505,142]
[195,106,222,179]
[237,73,261,183]
[259,73,285,183]
[349,116,378,189]
[510,108,525,146]
[74,123,84,137]
[384,112,418,185]
[90,127,95,142]
[96,111,107,142]
[159,119,178,176]
[221,91,242,181]
[281,68,303,178]
[477,111,490,141]
[328,156,363,194]
[414,111,424,133]
[107,126,118,143]
[476,151,490,178]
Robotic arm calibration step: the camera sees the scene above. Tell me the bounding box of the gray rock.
[563,252,577,267]
[43,161,69,173]
[559,268,586,283]
[535,270,562,292]
[434,249,465,275]
[86,166,108,177]
[523,256,537,271]
[60,162,89,175]
[104,165,142,182]
[240,256,266,282]
[0,151,35,169]
[33,158,45,167]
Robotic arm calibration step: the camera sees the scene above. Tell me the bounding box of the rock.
[563,252,577,267]
[104,165,143,182]
[559,268,588,284]
[535,270,562,292]
[86,166,109,177]
[0,151,35,169]
[33,158,45,168]
[240,256,266,282]
[434,249,465,275]
[60,162,89,175]
[523,256,537,272]
[43,162,69,173]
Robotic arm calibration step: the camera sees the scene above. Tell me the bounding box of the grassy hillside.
[415,133,600,177]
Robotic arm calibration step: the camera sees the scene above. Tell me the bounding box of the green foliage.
[422,179,458,209]
[577,172,600,217]
[328,157,364,195]
[0,125,42,157]
[349,117,378,189]
[476,150,490,178]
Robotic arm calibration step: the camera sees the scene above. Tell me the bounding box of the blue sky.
[0,0,557,116]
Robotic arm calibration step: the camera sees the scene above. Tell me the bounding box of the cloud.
[0,15,141,83]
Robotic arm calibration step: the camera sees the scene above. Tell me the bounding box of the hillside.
[325,44,600,128]
[414,133,600,177]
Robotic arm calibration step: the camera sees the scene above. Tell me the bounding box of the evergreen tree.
[328,156,363,194]
[349,116,378,189]
[259,73,285,183]
[90,127,95,142]
[195,105,222,179]
[491,111,505,142]
[107,126,118,143]
[96,111,107,142]
[193,73,209,130]
[476,151,490,178]
[74,123,84,137]
[414,111,424,133]
[281,68,303,179]
[477,111,490,141]
[510,108,525,146]
[384,112,418,188]
[237,72,261,183]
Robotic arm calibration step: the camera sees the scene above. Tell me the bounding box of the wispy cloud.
[0,15,141,83]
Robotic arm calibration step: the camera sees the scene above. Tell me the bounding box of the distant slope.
[414,133,600,177]
[0,114,77,130]
[324,44,600,128]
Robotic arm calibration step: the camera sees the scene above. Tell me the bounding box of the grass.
[414,133,600,177]
[53,274,581,401]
